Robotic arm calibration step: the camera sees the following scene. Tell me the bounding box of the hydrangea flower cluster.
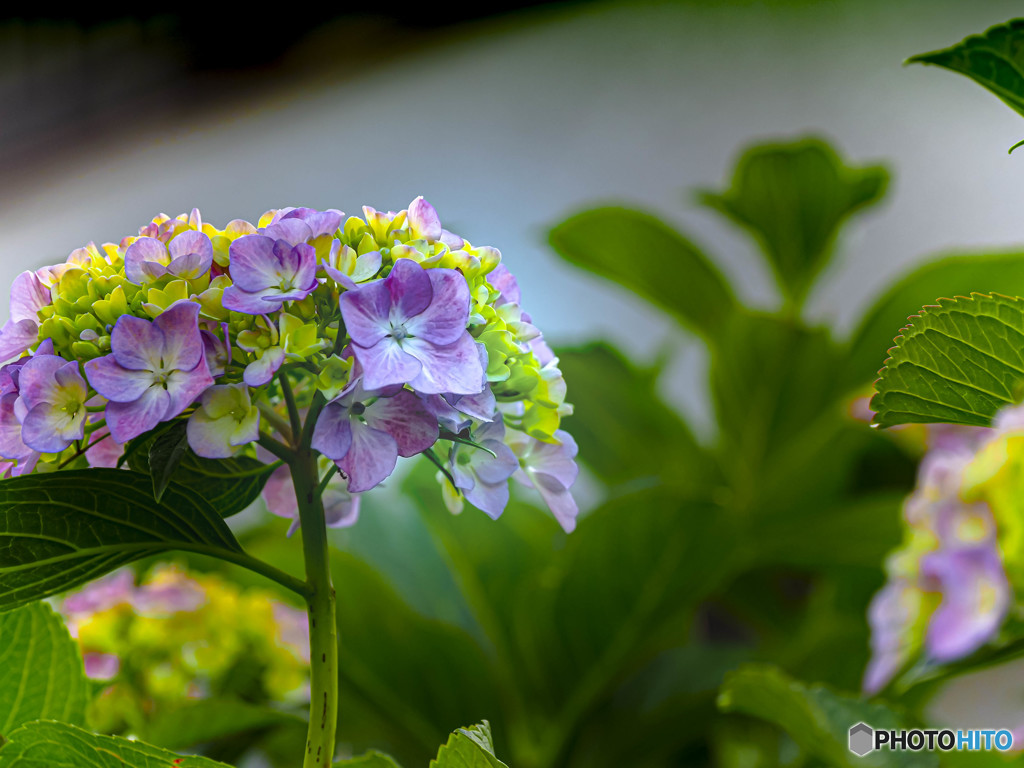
[60,564,309,735]
[0,198,577,530]
[864,411,1021,694]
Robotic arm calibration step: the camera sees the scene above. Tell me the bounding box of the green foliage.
[909,19,1024,149]
[871,294,1024,427]
[0,720,232,767]
[844,249,1024,386]
[140,698,303,752]
[126,422,275,518]
[548,206,735,341]
[0,468,243,611]
[718,665,936,768]
[0,603,87,740]
[335,752,403,767]
[697,138,888,306]
[431,722,507,768]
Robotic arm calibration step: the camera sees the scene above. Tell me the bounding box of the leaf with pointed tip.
[844,249,1024,387]
[148,420,190,502]
[0,721,232,767]
[0,603,87,740]
[128,426,274,518]
[0,468,243,612]
[430,722,507,768]
[909,19,1024,148]
[548,206,735,342]
[698,138,888,305]
[718,665,936,768]
[871,294,1024,428]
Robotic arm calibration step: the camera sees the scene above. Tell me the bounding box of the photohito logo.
[848,723,1014,757]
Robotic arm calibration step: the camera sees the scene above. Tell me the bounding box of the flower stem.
[292,442,338,767]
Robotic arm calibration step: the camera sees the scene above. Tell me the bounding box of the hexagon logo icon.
[849,722,874,757]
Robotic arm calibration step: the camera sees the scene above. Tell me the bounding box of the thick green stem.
[292,444,338,767]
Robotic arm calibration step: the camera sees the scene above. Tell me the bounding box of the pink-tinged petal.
[110,315,163,371]
[9,271,50,324]
[18,355,67,409]
[0,319,40,362]
[54,362,86,394]
[85,430,123,468]
[353,338,422,391]
[84,356,154,402]
[387,258,433,320]
[324,489,360,528]
[187,410,235,459]
[452,387,496,422]
[488,263,521,306]
[338,419,398,493]
[282,208,344,238]
[124,237,170,284]
[363,389,438,457]
[311,401,354,460]
[83,652,120,681]
[0,392,31,460]
[9,453,39,476]
[341,280,393,346]
[403,334,485,395]
[262,464,298,523]
[464,479,510,520]
[325,266,358,291]
[408,196,442,241]
[105,387,170,443]
[164,357,214,417]
[223,285,286,314]
[167,251,211,280]
[243,347,285,387]
[404,268,470,345]
[201,329,229,377]
[530,430,579,488]
[229,235,283,292]
[154,301,204,372]
[290,243,318,291]
[261,219,313,246]
[528,468,578,533]
[474,441,518,485]
[168,230,213,263]
[440,229,464,249]
[21,403,82,452]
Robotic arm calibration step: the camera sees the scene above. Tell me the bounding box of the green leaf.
[140,698,303,751]
[431,722,507,768]
[871,294,1024,428]
[147,421,190,503]
[335,752,403,768]
[0,468,243,611]
[548,206,735,341]
[0,720,232,767]
[698,138,888,306]
[0,603,87,740]
[845,249,1024,388]
[718,665,936,768]
[128,427,275,518]
[909,19,1024,135]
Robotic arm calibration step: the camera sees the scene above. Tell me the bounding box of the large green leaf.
[0,603,87,740]
[909,19,1024,142]
[0,468,244,611]
[718,665,936,768]
[431,722,507,768]
[871,294,1024,428]
[554,342,712,491]
[698,138,888,306]
[0,721,232,767]
[845,250,1024,388]
[127,426,274,518]
[548,206,735,341]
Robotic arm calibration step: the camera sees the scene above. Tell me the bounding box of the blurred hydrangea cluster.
[864,406,1024,693]
[60,565,309,734]
[0,197,578,531]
